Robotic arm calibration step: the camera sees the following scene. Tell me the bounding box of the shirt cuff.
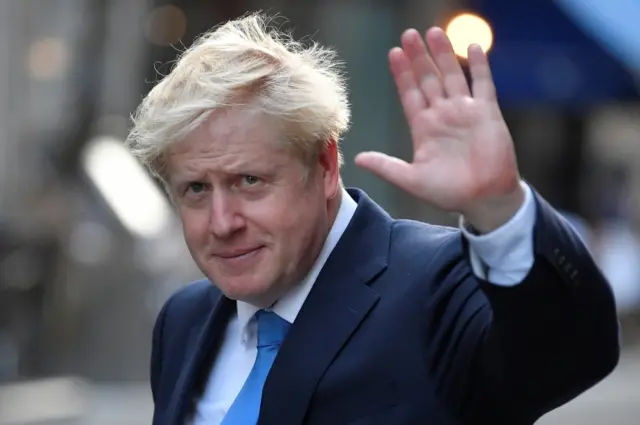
[459,181,536,286]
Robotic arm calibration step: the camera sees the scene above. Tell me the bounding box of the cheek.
[276,199,324,244]
[244,205,291,237]
[243,198,306,241]
[179,209,209,246]
[242,182,326,243]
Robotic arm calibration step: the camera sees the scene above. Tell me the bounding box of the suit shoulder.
[390,219,462,253]
[158,279,221,323]
[387,219,468,285]
[167,278,218,304]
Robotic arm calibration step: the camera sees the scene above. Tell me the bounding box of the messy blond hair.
[125,12,351,181]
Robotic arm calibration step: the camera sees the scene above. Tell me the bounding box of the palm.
[355,28,519,214]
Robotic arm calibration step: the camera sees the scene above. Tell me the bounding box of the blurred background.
[0,0,639,424]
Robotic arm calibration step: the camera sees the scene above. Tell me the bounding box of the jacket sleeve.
[439,190,620,424]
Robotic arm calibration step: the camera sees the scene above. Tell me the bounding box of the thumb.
[354,152,416,191]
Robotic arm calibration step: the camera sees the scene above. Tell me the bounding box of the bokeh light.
[445,13,494,59]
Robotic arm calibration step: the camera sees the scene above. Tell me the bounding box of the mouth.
[214,246,264,261]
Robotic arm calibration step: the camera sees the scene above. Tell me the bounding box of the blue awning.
[555,0,640,71]
[470,0,639,105]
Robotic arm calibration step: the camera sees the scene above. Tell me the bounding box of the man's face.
[165,108,340,307]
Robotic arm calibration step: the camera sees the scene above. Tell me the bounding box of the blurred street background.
[1,0,639,423]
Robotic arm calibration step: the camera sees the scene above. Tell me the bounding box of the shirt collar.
[236,188,357,340]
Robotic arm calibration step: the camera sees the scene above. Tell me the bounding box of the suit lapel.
[258,189,392,425]
[168,287,235,425]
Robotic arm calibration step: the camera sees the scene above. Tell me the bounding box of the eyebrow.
[171,161,280,184]
[222,157,285,174]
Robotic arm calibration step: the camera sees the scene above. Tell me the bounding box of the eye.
[186,182,206,194]
[241,175,261,187]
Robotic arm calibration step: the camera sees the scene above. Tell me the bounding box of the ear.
[317,139,341,199]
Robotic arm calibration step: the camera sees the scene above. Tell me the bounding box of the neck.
[326,187,343,228]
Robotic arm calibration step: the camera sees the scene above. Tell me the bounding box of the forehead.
[182,107,279,153]
[167,107,289,174]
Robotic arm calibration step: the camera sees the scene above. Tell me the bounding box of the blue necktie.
[221,310,291,425]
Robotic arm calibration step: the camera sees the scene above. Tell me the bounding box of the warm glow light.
[82,136,172,239]
[445,13,494,59]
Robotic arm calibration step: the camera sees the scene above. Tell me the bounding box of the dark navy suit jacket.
[150,188,619,425]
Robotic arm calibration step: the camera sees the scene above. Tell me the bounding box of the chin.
[217,278,277,306]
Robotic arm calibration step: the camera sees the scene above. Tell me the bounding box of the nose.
[207,191,245,238]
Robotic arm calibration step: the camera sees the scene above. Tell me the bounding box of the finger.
[467,44,496,101]
[400,29,445,103]
[425,27,470,97]
[388,47,427,123]
[354,152,417,192]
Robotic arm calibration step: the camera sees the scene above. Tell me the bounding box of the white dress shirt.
[192,181,536,425]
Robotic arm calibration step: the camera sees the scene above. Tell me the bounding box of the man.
[126,13,619,425]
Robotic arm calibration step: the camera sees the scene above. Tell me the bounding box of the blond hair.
[125,12,351,180]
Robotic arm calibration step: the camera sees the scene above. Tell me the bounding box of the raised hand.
[355,28,524,231]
